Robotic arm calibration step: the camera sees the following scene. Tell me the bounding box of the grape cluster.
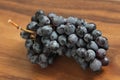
[20,10,109,71]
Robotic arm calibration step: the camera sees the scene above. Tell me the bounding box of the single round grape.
[68,34,78,44]
[76,26,87,37]
[25,39,33,50]
[50,31,58,40]
[85,49,96,62]
[90,59,102,71]
[37,27,42,36]
[96,48,106,59]
[76,39,87,47]
[84,23,96,32]
[52,16,65,26]
[30,55,39,64]
[48,13,57,19]
[101,57,109,66]
[41,25,53,36]
[20,31,31,39]
[32,42,41,53]
[27,21,38,31]
[71,46,77,57]
[87,41,98,51]
[64,23,75,35]
[37,15,44,24]
[95,36,108,47]
[76,19,85,26]
[50,41,59,50]
[27,50,38,63]
[41,37,50,45]
[58,35,67,46]
[39,54,47,62]
[92,30,102,39]
[40,16,50,25]
[57,24,65,34]
[80,61,88,70]
[31,15,37,22]
[35,10,45,18]
[66,17,78,24]
[95,36,109,50]
[103,43,109,50]
[84,34,93,43]
[76,48,87,58]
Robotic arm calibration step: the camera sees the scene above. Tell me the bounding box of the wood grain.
[0,0,120,80]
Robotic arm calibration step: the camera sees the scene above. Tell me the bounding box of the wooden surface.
[0,0,120,80]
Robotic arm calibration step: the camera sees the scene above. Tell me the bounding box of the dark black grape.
[101,57,109,66]
[20,31,31,39]
[84,23,96,32]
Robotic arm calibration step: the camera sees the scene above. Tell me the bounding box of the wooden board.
[0,0,120,80]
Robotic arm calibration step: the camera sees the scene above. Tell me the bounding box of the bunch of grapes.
[20,10,109,71]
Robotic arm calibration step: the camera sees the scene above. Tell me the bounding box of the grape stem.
[8,19,35,34]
